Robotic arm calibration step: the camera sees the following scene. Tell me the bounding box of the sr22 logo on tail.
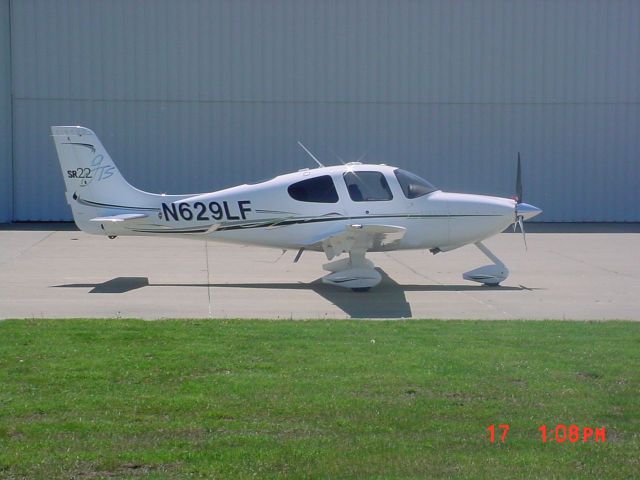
[66,154,115,186]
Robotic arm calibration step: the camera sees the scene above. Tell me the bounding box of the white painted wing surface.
[304,224,406,260]
[90,213,148,222]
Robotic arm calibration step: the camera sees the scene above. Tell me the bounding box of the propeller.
[516,152,523,203]
[513,152,527,250]
[511,153,543,248]
[514,214,527,249]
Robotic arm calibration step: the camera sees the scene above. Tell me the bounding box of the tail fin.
[51,126,160,234]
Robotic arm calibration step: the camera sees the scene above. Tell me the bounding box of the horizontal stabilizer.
[90,213,148,223]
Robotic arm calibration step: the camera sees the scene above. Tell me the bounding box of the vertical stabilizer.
[51,126,160,233]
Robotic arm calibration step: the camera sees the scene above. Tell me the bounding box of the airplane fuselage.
[98,164,517,252]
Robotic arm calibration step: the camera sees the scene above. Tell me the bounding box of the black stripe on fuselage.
[130,228,209,234]
[73,194,160,212]
[213,213,502,232]
[121,213,503,235]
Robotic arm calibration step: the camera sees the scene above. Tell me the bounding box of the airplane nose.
[517,202,542,220]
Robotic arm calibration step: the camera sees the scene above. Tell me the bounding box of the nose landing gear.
[463,241,509,286]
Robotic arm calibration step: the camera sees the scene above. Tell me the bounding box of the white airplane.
[51,126,541,291]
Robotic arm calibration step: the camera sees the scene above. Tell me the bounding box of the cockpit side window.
[343,171,393,202]
[287,175,339,203]
[394,169,437,199]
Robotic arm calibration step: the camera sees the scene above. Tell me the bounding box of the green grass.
[0,320,638,479]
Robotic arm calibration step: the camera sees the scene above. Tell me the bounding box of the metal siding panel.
[12,99,640,222]
[0,0,11,222]
[9,0,640,221]
[10,0,640,103]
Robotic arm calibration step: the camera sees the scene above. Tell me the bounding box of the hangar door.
[8,1,640,221]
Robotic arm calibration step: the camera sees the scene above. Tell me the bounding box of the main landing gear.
[321,249,381,292]
[462,241,509,286]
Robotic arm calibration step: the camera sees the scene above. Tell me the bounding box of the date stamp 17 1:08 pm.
[487,424,606,443]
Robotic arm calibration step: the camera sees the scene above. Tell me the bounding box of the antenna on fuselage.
[297,141,325,168]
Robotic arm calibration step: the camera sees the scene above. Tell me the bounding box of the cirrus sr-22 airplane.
[52,126,541,291]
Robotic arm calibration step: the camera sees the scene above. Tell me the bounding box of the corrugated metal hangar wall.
[0,0,638,222]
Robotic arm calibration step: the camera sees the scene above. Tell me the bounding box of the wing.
[303,224,406,260]
[90,213,148,222]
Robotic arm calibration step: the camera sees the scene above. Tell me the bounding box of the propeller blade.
[517,215,527,251]
[516,152,523,203]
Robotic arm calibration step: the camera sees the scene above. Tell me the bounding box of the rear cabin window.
[394,169,438,198]
[287,175,339,203]
[343,171,393,202]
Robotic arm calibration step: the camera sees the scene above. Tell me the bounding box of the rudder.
[51,126,158,234]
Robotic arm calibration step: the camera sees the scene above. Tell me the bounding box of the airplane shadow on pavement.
[54,269,527,319]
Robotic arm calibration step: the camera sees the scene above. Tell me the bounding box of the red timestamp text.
[486,424,510,443]
[486,424,606,443]
[539,424,606,443]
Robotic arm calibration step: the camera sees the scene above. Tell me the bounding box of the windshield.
[394,169,438,198]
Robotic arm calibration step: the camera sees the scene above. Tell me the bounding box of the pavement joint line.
[25,230,56,252]
[382,251,439,284]
[0,230,55,268]
[383,251,516,318]
[547,249,639,280]
[205,240,213,319]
